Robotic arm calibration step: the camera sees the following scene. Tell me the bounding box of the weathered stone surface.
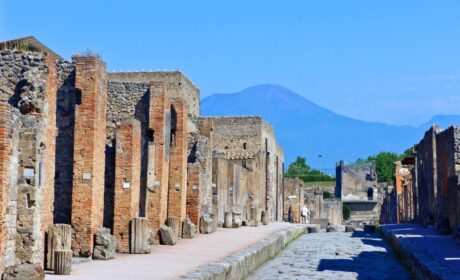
[326,224,338,232]
[345,225,356,232]
[93,228,116,260]
[306,224,321,233]
[54,249,72,275]
[160,225,177,245]
[200,214,216,234]
[177,225,308,280]
[182,218,196,239]
[130,217,151,254]
[249,207,259,227]
[232,212,242,228]
[46,224,72,271]
[1,264,45,280]
[223,212,233,228]
[166,217,180,238]
[261,210,268,225]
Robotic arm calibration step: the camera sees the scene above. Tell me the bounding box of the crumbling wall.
[415,125,439,226]
[336,161,378,202]
[54,60,76,224]
[322,199,343,225]
[283,178,304,223]
[0,50,57,269]
[436,126,460,233]
[105,80,149,228]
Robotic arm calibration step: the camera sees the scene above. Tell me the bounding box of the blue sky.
[1,1,460,126]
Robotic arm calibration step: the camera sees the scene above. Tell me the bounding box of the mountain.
[201,84,460,172]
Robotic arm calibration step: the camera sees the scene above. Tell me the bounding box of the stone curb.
[175,224,310,280]
[378,226,460,280]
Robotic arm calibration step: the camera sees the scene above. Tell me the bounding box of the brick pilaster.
[113,119,141,253]
[167,100,188,236]
[186,163,201,228]
[146,82,171,236]
[0,102,11,271]
[71,56,107,256]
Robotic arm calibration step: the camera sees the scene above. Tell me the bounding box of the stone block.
[182,218,196,239]
[200,214,216,234]
[224,212,233,228]
[326,224,338,232]
[306,224,321,233]
[345,225,356,232]
[167,217,180,238]
[232,212,242,228]
[160,225,177,245]
[130,217,151,254]
[1,264,45,280]
[54,250,72,275]
[46,224,72,271]
[93,228,116,260]
[249,207,259,227]
[261,210,268,225]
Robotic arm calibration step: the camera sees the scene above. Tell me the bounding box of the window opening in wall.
[148,128,155,143]
[26,193,35,208]
[170,105,177,146]
[243,143,247,150]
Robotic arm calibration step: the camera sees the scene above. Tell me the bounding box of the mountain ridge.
[201,84,460,171]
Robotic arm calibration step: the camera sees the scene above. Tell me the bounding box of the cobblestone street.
[249,231,412,280]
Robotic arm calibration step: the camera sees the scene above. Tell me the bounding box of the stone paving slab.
[379,224,460,280]
[249,230,412,280]
[45,222,297,280]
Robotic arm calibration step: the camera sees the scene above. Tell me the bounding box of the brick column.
[71,56,107,256]
[146,82,171,237]
[186,163,201,228]
[0,102,11,271]
[168,101,188,236]
[113,119,141,253]
[42,56,57,233]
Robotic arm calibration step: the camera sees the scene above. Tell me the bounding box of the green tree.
[343,205,351,220]
[286,157,311,177]
[368,152,402,183]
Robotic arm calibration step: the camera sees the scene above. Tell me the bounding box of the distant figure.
[301,205,309,224]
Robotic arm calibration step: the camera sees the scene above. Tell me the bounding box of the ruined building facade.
[381,125,460,239]
[0,37,285,274]
[336,161,382,224]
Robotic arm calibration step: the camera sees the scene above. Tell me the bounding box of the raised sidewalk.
[46,222,307,280]
[379,224,460,280]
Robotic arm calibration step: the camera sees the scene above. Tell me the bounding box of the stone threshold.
[176,224,310,280]
[379,225,460,280]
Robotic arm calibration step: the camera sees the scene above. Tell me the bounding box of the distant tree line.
[354,148,414,184]
[285,157,335,182]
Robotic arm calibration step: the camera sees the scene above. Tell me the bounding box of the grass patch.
[303,181,335,187]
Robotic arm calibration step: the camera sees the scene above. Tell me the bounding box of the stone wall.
[414,126,439,226]
[435,126,460,233]
[0,50,57,269]
[54,61,76,224]
[322,199,343,225]
[283,178,304,223]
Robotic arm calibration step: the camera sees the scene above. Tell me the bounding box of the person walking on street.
[301,205,309,224]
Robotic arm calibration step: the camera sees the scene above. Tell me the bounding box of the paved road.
[249,230,412,280]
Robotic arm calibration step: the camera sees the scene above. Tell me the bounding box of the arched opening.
[170,105,177,146]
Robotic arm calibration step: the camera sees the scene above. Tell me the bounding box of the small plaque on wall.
[24,168,35,178]
[123,182,131,189]
[82,172,92,181]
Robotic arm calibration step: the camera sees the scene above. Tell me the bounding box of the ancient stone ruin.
[381,125,460,240]
[0,36,285,276]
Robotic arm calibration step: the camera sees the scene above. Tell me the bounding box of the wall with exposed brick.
[54,60,77,224]
[283,178,304,223]
[113,119,141,252]
[0,50,57,270]
[71,55,107,256]
[186,163,201,227]
[147,82,170,237]
[167,101,188,236]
